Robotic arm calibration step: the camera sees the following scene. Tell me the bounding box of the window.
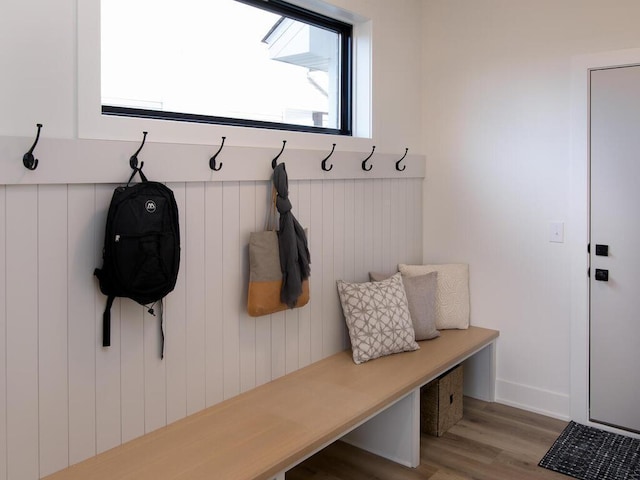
[101,0,353,135]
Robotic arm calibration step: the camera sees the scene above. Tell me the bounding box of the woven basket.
[420,364,463,436]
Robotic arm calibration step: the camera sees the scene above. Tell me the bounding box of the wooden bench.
[44,326,498,480]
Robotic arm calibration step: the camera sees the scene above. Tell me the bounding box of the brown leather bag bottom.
[247,279,309,317]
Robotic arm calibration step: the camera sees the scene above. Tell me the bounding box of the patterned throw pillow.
[336,272,419,364]
[398,263,470,330]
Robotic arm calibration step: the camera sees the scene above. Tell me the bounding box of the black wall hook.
[129,131,148,169]
[209,136,226,171]
[23,123,43,170]
[361,146,375,171]
[395,148,409,172]
[321,143,336,171]
[271,140,287,169]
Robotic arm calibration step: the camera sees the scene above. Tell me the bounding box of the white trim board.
[496,379,570,421]
[0,135,425,185]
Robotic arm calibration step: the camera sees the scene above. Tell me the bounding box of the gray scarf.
[272,163,311,307]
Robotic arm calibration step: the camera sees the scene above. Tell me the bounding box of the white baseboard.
[495,379,570,421]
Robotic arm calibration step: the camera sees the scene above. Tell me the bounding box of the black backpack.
[95,167,180,358]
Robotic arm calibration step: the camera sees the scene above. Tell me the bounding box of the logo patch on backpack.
[145,199,157,213]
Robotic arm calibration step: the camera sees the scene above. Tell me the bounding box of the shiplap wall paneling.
[6,186,39,480]
[392,180,406,268]
[343,180,356,284]
[336,180,349,351]
[353,180,366,282]
[414,179,424,262]
[38,185,69,478]
[284,295,300,375]
[321,180,336,357]
[144,305,166,434]
[284,182,300,375]
[0,177,423,480]
[0,186,6,480]
[94,184,122,455]
[390,179,403,269]
[67,185,99,462]
[309,180,324,363]
[254,181,273,387]
[166,183,188,424]
[239,182,257,390]
[296,180,312,370]
[186,182,207,414]
[119,299,144,443]
[270,176,287,379]
[270,312,286,380]
[381,180,393,269]
[203,182,223,407]
[400,178,411,265]
[362,180,375,278]
[329,180,348,355]
[394,179,407,269]
[371,180,384,272]
[222,182,242,398]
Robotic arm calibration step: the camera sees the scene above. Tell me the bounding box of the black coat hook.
[321,143,336,172]
[361,146,375,171]
[209,136,226,171]
[23,123,43,170]
[130,131,148,169]
[395,148,409,172]
[271,140,287,169]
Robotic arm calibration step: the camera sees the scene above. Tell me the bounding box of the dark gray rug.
[539,421,640,480]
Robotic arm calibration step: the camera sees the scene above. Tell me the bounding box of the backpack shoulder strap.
[102,295,116,347]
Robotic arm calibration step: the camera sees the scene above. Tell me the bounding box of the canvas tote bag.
[247,188,309,317]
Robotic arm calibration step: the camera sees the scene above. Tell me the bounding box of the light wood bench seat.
[44,326,499,480]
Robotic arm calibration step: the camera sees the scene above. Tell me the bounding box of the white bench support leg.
[462,342,496,402]
[340,389,420,468]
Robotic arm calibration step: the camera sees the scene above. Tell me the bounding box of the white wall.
[422,0,640,419]
[0,1,425,479]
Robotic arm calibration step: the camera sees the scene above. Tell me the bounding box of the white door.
[590,64,640,434]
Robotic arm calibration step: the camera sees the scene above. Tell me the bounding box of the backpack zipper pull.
[115,234,120,242]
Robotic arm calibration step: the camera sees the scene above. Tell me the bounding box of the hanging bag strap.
[126,162,148,186]
[159,299,165,359]
[102,294,115,347]
[265,185,278,231]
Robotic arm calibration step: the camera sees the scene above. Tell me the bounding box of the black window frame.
[101,0,353,136]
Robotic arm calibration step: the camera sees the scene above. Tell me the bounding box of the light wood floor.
[287,397,570,480]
